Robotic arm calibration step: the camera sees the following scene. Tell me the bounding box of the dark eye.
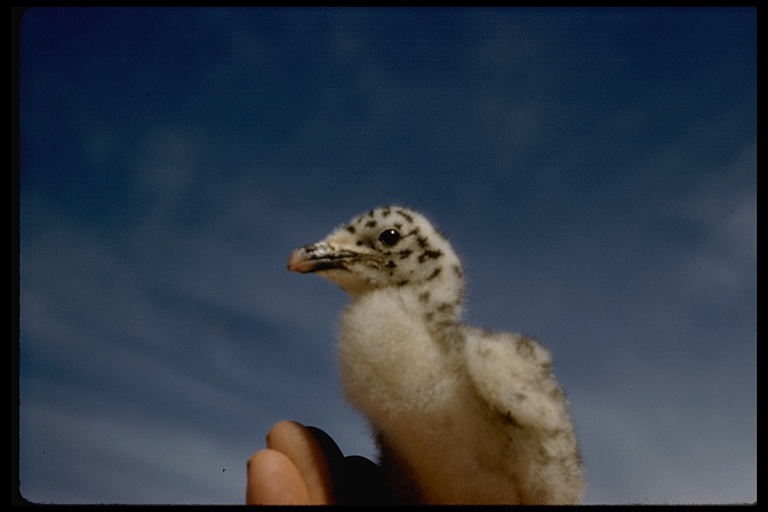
[378,229,401,246]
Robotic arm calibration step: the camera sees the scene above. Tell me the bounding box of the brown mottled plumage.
[288,206,584,504]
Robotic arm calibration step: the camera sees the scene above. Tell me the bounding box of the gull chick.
[287,206,584,504]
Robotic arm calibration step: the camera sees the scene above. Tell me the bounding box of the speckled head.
[288,206,464,303]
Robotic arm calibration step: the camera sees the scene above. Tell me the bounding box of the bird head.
[288,206,464,307]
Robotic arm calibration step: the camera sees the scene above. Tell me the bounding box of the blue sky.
[18,7,755,504]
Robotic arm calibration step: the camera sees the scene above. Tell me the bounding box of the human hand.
[246,420,390,505]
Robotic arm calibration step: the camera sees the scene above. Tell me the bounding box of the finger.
[337,455,392,505]
[266,421,336,504]
[305,425,346,472]
[303,426,391,504]
[245,449,310,505]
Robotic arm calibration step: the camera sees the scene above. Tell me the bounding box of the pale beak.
[287,243,359,274]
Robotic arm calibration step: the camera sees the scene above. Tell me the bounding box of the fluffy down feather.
[288,206,584,504]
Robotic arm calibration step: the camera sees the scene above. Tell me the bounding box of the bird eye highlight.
[378,229,401,246]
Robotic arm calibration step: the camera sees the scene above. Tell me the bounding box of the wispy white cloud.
[20,178,366,503]
[21,400,248,504]
[678,142,756,293]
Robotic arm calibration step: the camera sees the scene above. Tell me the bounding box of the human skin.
[246,421,388,505]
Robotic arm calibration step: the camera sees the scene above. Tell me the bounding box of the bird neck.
[410,268,464,332]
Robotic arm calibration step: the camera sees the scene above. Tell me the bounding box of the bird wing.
[463,328,570,432]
